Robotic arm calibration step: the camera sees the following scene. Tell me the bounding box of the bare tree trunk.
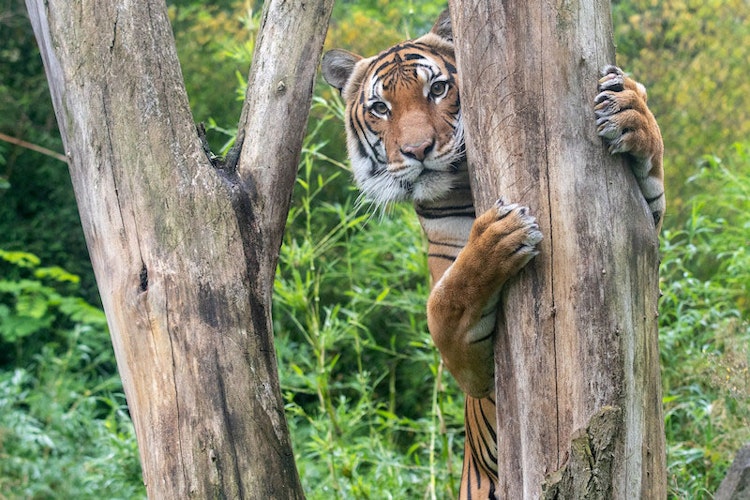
[449,1,666,497]
[25,0,333,497]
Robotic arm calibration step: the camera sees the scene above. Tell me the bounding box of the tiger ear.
[431,9,453,42]
[321,49,363,93]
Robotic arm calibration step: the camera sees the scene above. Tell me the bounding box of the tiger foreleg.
[596,65,665,230]
[426,199,542,398]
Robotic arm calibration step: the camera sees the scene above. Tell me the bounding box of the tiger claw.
[600,65,623,76]
[496,202,543,248]
[598,65,625,92]
[495,201,519,219]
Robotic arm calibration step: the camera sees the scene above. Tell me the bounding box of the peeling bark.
[542,406,622,499]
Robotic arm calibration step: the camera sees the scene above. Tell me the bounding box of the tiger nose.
[400,139,434,161]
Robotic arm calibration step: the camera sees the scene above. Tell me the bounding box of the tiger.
[321,9,664,499]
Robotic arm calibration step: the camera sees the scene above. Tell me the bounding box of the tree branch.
[0,131,68,163]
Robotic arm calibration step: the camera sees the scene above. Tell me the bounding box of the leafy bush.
[0,250,144,498]
[168,0,260,151]
[659,143,750,498]
[613,0,750,213]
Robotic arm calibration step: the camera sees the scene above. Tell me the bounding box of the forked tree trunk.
[449,1,666,497]
[25,0,334,497]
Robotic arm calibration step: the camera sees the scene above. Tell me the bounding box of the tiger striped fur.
[321,9,664,499]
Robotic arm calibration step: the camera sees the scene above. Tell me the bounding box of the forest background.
[1,0,748,498]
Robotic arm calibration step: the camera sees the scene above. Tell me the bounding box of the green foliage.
[659,143,750,498]
[612,0,750,217]
[0,251,145,498]
[0,250,83,344]
[327,0,445,57]
[0,2,96,303]
[168,1,260,151]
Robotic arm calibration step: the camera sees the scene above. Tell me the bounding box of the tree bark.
[715,444,750,500]
[449,1,666,497]
[25,0,333,497]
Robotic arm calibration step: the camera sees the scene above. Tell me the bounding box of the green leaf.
[0,250,41,268]
[34,266,80,284]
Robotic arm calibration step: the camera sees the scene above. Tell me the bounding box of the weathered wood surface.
[449,0,666,497]
[715,444,750,500]
[25,0,334,497]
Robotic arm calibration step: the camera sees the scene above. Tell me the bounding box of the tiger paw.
[465,198,543,288]
[594,65,663,169]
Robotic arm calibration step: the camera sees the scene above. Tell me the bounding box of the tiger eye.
[370,101,389,116]
[430,81,448,98]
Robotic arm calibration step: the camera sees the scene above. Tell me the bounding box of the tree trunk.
[25,0,333,497]
[449,1,666,497]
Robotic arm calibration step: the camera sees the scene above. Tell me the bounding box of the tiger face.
[321,16,464,205]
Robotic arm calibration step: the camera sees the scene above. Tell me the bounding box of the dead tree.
[449,0,666,497]
[25,0,334,497]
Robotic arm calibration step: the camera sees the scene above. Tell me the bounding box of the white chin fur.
[351,154,456,206]
[411,170,456,201]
